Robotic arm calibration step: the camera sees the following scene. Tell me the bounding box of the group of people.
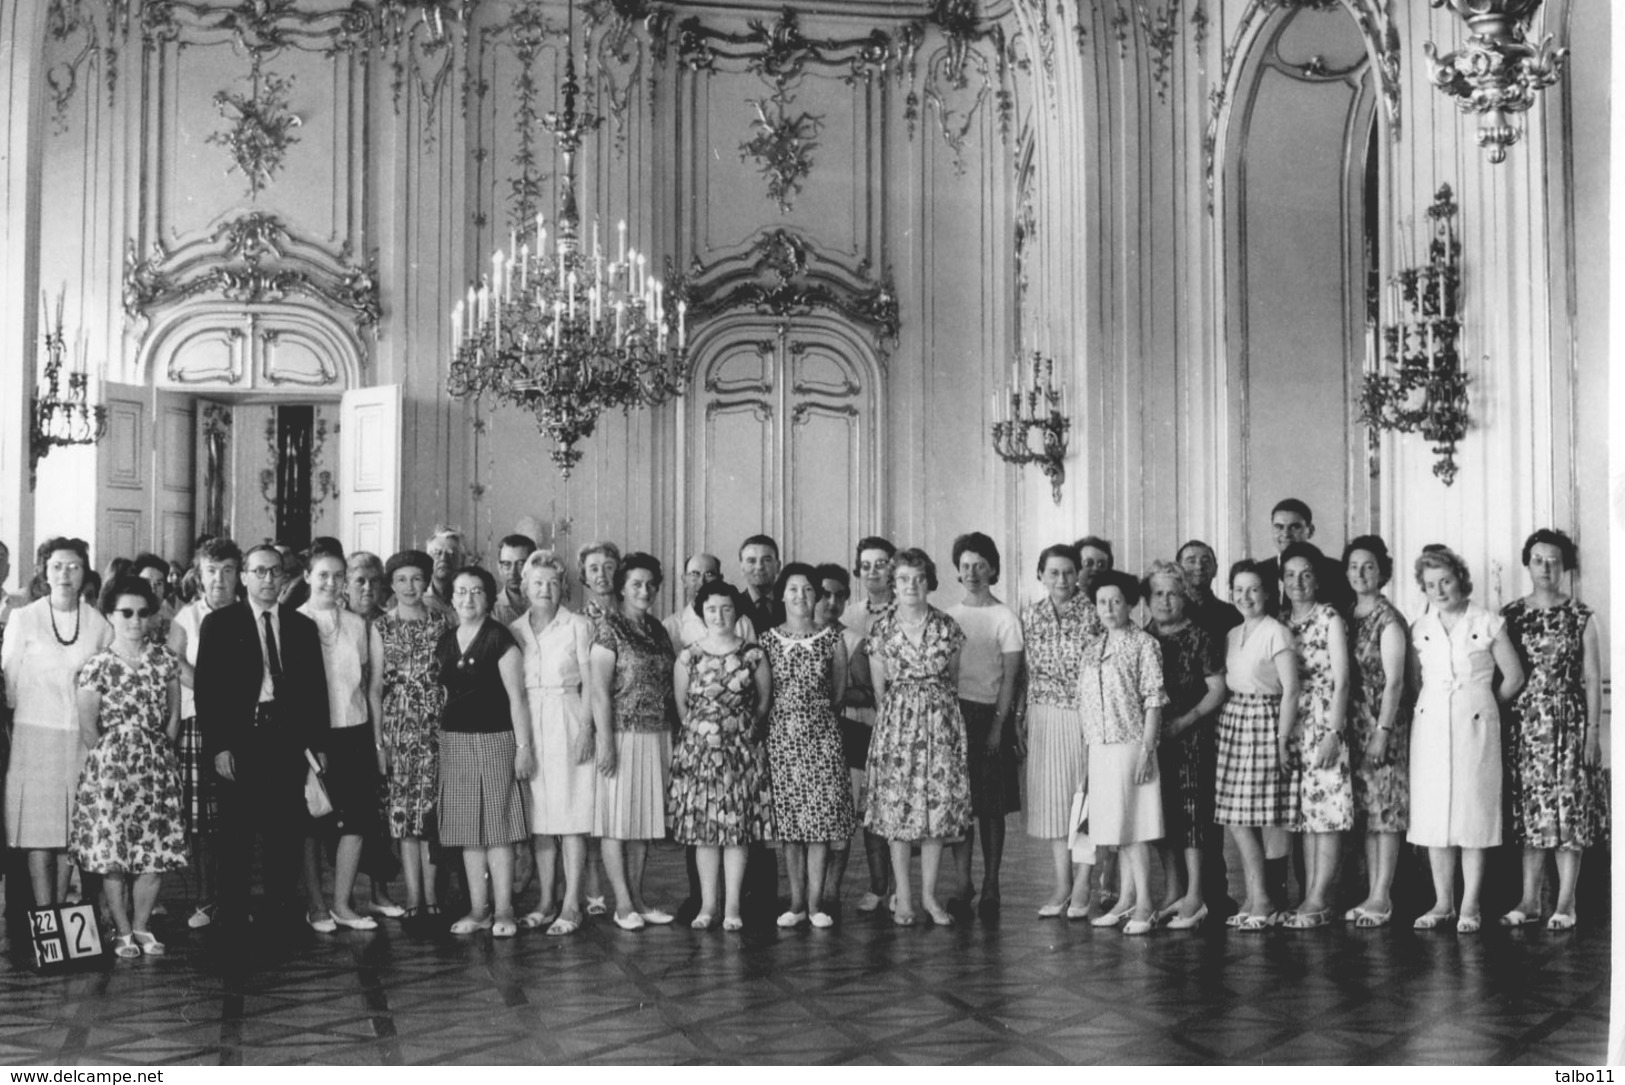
[0,495,1605,958]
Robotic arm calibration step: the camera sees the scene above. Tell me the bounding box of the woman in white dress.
[1407,545,1524,933]
[512,550,596,936]
[3,537,112,904]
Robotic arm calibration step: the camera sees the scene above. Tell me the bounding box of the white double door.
[95,384,401,562]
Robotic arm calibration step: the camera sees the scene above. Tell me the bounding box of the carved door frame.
[676,312,886,565]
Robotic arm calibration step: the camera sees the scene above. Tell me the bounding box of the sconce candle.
[990,351,1072,505]
[1358,184,1471,485]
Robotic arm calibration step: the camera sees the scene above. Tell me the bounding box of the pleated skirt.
[437,731,529,848]
[1087,742,1164,846]
[1024,703,1087,838]
[5,724,85,849]
[594,729,671,841]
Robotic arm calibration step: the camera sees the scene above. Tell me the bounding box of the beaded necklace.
[48,600,80,647]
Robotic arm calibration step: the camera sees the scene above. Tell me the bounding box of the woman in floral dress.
[1279,542,1351,929]
[1342,536,1409,927]
[865,548,971,927]
[372,549,449,920]
[763,562,855,929]
[670,580,773,931]
[71,576,186,958]
[1501,528,1607,931]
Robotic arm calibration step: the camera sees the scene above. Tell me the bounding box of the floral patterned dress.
[1502,598,1608,849]
[764,626,856,843]
[1285,604,1353,833]
[668,644,773,846]
[1349,596,1409,833]
[864,608,972,841]
[70,645,188,875]
[377,610,449,839]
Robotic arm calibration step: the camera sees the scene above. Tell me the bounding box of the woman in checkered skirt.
[1213,560,1299,931]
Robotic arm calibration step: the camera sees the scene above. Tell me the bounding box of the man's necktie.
[262,610,285,702]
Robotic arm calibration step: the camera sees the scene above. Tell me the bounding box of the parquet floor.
[0,829,1608,1065]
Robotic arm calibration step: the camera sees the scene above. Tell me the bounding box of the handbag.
[1066,789,1096,865]
[304,748,333,819]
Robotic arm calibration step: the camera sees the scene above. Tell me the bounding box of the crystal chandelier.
[31,291,107,488]
[446,0,687,477]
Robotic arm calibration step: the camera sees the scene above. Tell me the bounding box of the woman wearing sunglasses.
[69,575,187,957]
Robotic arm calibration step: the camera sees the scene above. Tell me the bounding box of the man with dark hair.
[195,542,331,935]
[493,532,538,625]
[1256,498,1352,613]
[738,534,783,632]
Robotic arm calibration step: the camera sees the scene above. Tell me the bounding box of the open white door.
[151,389,197,562]
[97,382,151,562]
[338,385,401,556]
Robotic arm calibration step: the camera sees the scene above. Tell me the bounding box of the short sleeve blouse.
[594,609,678,732]
[946,601,1024,704]
[436,619,519,734]
[1224,617,1293,696]
[1077,627,1168,745]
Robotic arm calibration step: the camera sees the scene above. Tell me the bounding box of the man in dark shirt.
[1178,539,1243,645]
[738,534,784,632]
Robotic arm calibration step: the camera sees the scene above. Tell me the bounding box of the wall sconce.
[991,352,1071,505]
[1358,185,1470,486]
[1424,0,1567,165]
[31,291,108,489]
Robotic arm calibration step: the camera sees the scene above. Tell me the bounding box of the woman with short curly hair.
[864,548,972,926]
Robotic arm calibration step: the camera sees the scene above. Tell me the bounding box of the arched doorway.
[1220,3,1381,561]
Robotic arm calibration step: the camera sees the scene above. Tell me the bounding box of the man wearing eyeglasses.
[662,552,757,648]
[195,542,331,935]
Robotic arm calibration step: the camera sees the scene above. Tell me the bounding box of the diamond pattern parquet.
[0,828,1608,1065]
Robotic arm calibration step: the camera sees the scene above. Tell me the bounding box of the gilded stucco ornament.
[1424,0,1566,164]
[123,213,381,334]
[672,230,899,350]
[740,90,824,215]
[207,55,302,199]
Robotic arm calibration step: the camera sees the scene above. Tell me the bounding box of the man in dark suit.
[1254,498,1353,614]
[195,542,330,932]
[738,534,784,632]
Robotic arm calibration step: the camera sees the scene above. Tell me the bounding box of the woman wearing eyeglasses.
[436,566,535,937]
[70,575,186,957]
[3,537,113,906]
